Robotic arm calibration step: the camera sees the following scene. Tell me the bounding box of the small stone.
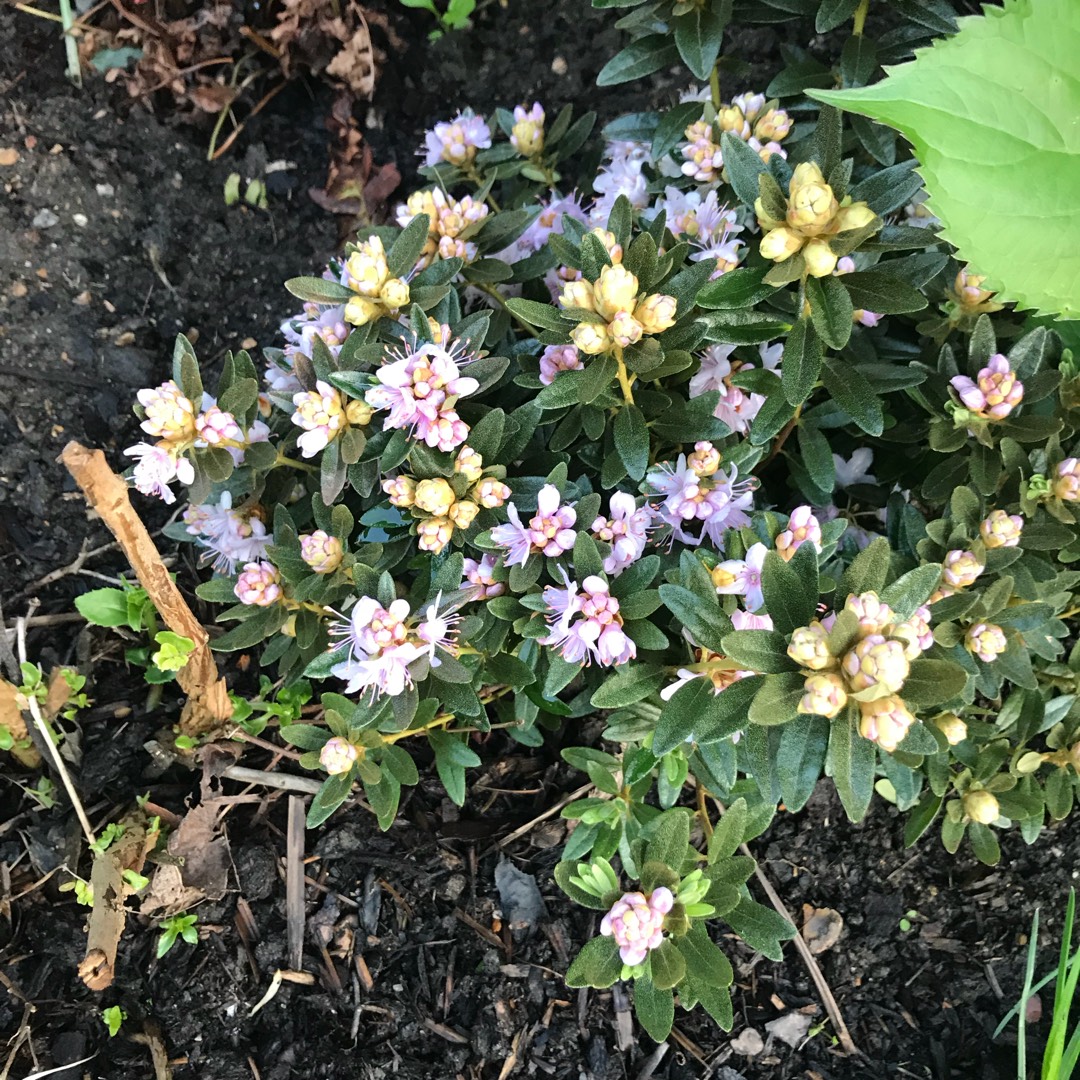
[72,213,88,227]
[241,337,257,350]
[73,291,92,306]
[551,56,567,75]
[32,209,59,229]
[730,1028,764,1056]
[10,281,28,298]
[95,183,115,197]
[0,148,19,166]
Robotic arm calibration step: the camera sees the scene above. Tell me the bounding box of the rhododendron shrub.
[120,0,1080,1044]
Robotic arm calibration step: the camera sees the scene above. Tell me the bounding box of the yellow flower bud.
[803,239,839,278]
[754,108,792,142]
[760,226,804,263]
[345,295,382,326]
[414,478,457,517]
[798,672,847,718]
[346,400,374,426]
[717,105,750,137]
[571,321,612,356]
[449,500,479,529]
[833,202,876,233]
[592,264,641,321]
[754,196,783,232]
[417,516,453,554]
[382,475,416,508]
[559,280,596,313]
[345,238,388,298]
[609,311,643,349]
[633,293,678,335]
[933,713,968,746]
[963,790,999,825]
[454,445,484,483]
[787,164,838,236]
[589,227,623,264]
[379,277,410,310]
[858,696,914,752]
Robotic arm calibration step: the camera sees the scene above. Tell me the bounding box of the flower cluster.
[183,493,271,573]
[424,108,491,168]
[680,92,792,183]
[540,570,636,667]
[950,353,1024,421]
[292,380,371,458]
[690,341,782,433]
[600,888,673,967]
[491,484,577,566]
[342,236,411,327]
[397,188,489,267]
[756,162,877,277]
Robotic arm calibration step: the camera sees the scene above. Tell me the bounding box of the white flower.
[123,443,194,504]
[833,448,876,488]
[712,542,768,612]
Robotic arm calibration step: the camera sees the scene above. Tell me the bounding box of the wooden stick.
[60,442,232,737]
[286,796,305,972]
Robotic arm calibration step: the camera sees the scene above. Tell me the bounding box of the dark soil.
[1,4,1074,1079]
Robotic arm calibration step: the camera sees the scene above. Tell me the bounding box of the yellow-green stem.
[709,64,721,110]
[852,0,869,36]
[476,283,540,337]
[613,346,636,406]
[697,781,714,843]
[274,451,318,474]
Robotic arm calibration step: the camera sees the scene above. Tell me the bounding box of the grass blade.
[1019,907,1040,1080]
[1044,889,1079,1080]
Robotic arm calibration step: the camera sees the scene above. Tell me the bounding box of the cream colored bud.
[798,672,847,718]
[934,713,968,746]
[345,240,388,297]
[345,295,382,327]
[858,696,914,752]
[963,790,999,825]
[592,264,641,321]
[382,475,416,508]
[833,202,876,233]
[474,477,511,508]
[417,516,453,554]
[754,108,792,142]
[571,321,612,356]
[760,226,804,263]
[608,311,643,349]
[379,277,410,310]
[559,280,596,312]
[454,445,484,483]
[788,622,833,671]
[448,500,479,529]
[414,478,457,517]
[346,400,374,426]
[803,239,839,278]
[634,293,678,335]
[787,166,838,236]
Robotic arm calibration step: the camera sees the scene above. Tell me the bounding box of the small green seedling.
[898,909,920,933]
[224,173,268,209]
[151,631,196,673]
[398,0,476,39]
[101,1006,127,1037]
[157,913,199,958]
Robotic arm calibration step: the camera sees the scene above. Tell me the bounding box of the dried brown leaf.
[800,904,844,955]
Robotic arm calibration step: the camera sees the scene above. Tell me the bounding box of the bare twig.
[495,782,593,849]
[0,595,19,682]
[714,798,862,1057]
[286,796,305,971]
[223,765,321,795]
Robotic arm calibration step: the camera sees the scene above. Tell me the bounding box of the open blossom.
[280,304,349,365]
[966,622,1007,663]
[292,380,347,458]
[943,549,984,589]
[712,542,767,612]
[462,554,504,599]
[775,506,822,562]
[415,594,461,667]
[539,344,584,385]
[591,139,649,223]
[660,644,752,703]
[510,102,545,156]
[842,635,910,695]
[646,451,754,548]
[234,561,281,607]
[980,510,1023,549]
[591,492,649,576]
[491,484,576,566]
[540,570,635,667]
[732,610,773,631]
[300,530,343,574]
[184,492,271,573]
[424,109,491,168]
[320,737,359,776]
[366,339,478,452]
[833,448,876,488]
[1055,459,1080,501]
[123,443,194,504]
[690,341,781,434]
[500,192,588,263]
[600,888,673,967]
[138,381,197,446]
[951,354,1023,420]
[330,597,425,699]
[859,696,914,752]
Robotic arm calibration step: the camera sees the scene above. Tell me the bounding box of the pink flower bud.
[775,506,822,562]
[980,510,1023,549]
[965,622,1007,663]
[858,696,914,752]
[320,736,359,776]
[1055,458,1080,501]
[300,530,343,574]
[599,888,673,967]
[539,344,583,386]
[234,561,281,607]
[942,550,984,589]
[950,354,1023,420]
[842,635,910,694]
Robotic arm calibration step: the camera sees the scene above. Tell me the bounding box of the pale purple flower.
[234,561,281,607]
[265,356,303,395]
[366,340,478,452]
[775,506,822,562]
[499,192,588,263]
[591,492,650,576]
[462,554,504,599]
[539,344,584,386]
[184,492,271,573]
[292,380,347,458]
[415,593,460,667]
[491,484,577,567]
[123,443,195,504]
[646,458,754,548]
[713,542,768,612]
[227,419,271,467]
[951,354,1023,420]
[833,448,876,488]
[539,570,636,667]
[195,405,244,447]
[591,140,650,223]
[329,596,424,700]
[600,888,674,967]
[731,609,773,631]
[280,304,349,364]
[424,109,491,168]
[690,342,780,435]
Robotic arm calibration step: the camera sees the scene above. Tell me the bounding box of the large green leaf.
[811,0,1080,317]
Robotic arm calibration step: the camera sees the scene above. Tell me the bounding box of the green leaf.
[658,584,728,654]
[776,714,829,813]
[838,536,891,599]
[504,297,570,332]
[696,265,775,311]
[708,798,747,862]
[719,630,798,674]
[748,672,805,727]
[597,35,681,87]
[827,708,876,822]
[649,938,687,991]
[796,424,835,495]
[653,676,758,755]
[810,0,1080,317]
[566,936,624,988]
[614,405,649,481]
[781,317,823,406]
[652,101,708,161]
[839,270,929,314]
[901,659,968,707]
[677,924,733,989]
[634,977,675,1042]
[723,897,795,962]
[816,0,861,34]
[821,354,883,435]
[279,724,330,751]
[673,3,729,80]
[805,276,853,351]
[760,548,818,634]
[428,731,480,807]
[721,132,768,209]
[75,588,130,628]
[644,809,691,870]
[284,276,353,305]
[968,821,1001,866]
[307,772,354,828]
[880,563,942,620]
[592,664,667,708]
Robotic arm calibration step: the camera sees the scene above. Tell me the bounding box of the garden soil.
[1,5,1076,1079]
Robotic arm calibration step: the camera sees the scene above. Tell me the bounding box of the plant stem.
[274,451,318,474]
[57,0,82,87]
[852,0,869,36]
[381,713,453,744]
[613,346,636,406]
[709,64,721,110]
[696,781,714,843]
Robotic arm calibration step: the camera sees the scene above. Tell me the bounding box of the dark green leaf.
[827,708,876,822]
[805,275,853,351]
[596,35,680,86]
[781,317,823,406]
[614,405,650,481]
[821,354,883,434]
[719,630,798,674]
[566,936,624,988]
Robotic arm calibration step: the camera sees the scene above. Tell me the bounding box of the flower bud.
[589,228,624,264]
[965,621,1007,663]
[414,478,457,517]
[320,736,359,776]
[571,321,612,356]
[510,102,545,157]
[608,310,643,349]
[379,277,410,310]
[717,105,751,138]
[300,530,344,574]
[934,712,968,746]
[858,696,914,752]
[138,381,197,445]
[600,888,673,967]
[383,475,416,508]
[687,441,720,477]
[474,477,511,509]
[787,622,833,671]
[832,202,876,233]
[195,405,243,446]
[346,399,374,426]
[345,295,383,327]
[559,279,596,312]
[954,268,999,311]
[760,226,803,263]
[963,789,999,825]
[234,561,281,607]
[798,672,847,718]
[754,108,792,142]
[775,506,822,562]
[942,550,984,589]
[842,634,910,694]
[843,591,895,637]
[803,238,839,278]
[980,509,1023,549]
[454,445,484,483]
[417,516,453,554]
[1054,458,1080,501]
[539,344,583,386]
[593,265,641,320]
[787,163,837,235]
[448,500,479,529]
[633,293,678,335]
[344,238,388,297]
[892,605,933,661]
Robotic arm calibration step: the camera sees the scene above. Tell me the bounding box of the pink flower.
[731,609,773,631]
[775,506,822,562]
[491,484,577,567]
[291,380,347,458]
[184,492,271,573]
[591,492,649,576]
[195,405,244,447]
[600,888,674,967]
[123,443,194,504]
[539,570,636,667]
[234,561,281,607]
[712,542,768,612]
[462,554,504,599]
[424,109,491,167]
[689,342,780,435]
[645,457,754,548]
[329,596,424,700]
[539,344,584,386]
[951,354,1023,420]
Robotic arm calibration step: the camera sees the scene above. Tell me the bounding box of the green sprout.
[157,913,199,958]
[101,1006,126,1037]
